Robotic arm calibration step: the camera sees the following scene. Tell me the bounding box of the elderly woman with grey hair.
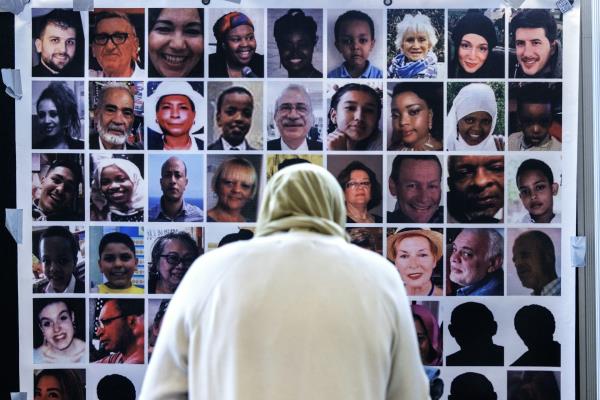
[388,13,439,78]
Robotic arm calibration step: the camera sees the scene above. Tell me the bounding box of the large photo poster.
[16,0,579,398]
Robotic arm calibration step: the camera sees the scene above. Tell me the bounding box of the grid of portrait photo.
[26,5,574,399]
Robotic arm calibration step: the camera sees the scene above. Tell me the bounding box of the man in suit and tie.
[268,84,322,151]
[208,86,257,151]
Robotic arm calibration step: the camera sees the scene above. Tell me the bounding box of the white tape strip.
[570,236,586,268]
[0,0,29,15]
[1,69,22,100]
[5,209,22,244]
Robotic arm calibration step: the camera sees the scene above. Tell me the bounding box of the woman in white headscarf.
[141,163,428,400]
[446,83,504,151]
[91,157,145,221]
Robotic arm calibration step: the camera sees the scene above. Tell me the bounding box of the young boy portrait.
[328,10,383,78]
[514,158,560,223]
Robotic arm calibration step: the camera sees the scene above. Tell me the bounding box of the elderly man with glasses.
[90,10,145,78]
[268,84,322,151]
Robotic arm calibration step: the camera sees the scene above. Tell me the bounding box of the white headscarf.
[91,157,145,218]
[446,83,498,151]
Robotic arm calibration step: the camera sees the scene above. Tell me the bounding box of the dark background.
[0,11,18,399]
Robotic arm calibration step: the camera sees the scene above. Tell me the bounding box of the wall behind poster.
[16,0,579,399]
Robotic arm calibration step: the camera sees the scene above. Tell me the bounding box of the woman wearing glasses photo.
[337,161,382,223]
[149,231,201,294]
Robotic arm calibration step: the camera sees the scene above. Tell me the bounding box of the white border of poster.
[15,0,579,398]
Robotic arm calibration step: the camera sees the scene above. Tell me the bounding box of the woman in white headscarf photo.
[91,157,145,221]
[446,83,504,151]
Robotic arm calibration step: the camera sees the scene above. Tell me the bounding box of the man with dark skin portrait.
[33,159,83,221]
[512,230,560,295]
[387,155,443,223]
[95,299,144,364]
[268,85,322,151]
[35,226,85,293]
[510,9,562,79]
[90,11,144,78]
[33,9,83,77]
[447,155,504,223]
[90,84,141,150]
[208,86,257,150]
[508,83,561,151]
[149,157,203,222]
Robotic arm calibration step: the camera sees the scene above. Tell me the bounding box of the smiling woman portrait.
[271,9,322,78]
[209,11,264,78]
[33,298,86,364]
[389,82,442,151]
[387,228,443,296]
[90,157,145,221]
[148,8,204,78]
[448,9,504,78]
[207,157,259,222]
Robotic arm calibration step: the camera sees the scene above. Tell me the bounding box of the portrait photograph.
[148,299,171,361]
[206,154,263,223]
[387,228,444,297]
[148,154,204,222]
[327,9,384,79]
[89,8,145,78]
[386,154,444,224]
[32,80,85,150]
[326,80,383,151]
[347,227,382,255]
[146,227,203,294]
[32,153,84,222]
[446,228,505,296]
[32,225,85,294]
[89,225,144,294]
[148,8,204,78]
[267,81,323,151]
[386,81,443,151]
[32,9,85,77]
[328,154,383,223]
[410,301,442,366]
[266,154,323,180]
[267,8,324,78]
[507,227,561,296]
[446,81,506,151]
[89,298,145,364]
[507,371,560,400]
[387,9,444,79]
[507,153,562,224]
[509,8,563,79]
[448,9,505,79]
[446,155,505,223]
[34,369,86,400]
[207,8,265,78]
[89,81,144,150]
[207,81,263,151]
[147,81,205,151]
[33,298,86,364]
[89,154,145,222]
[508,82,562,151]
